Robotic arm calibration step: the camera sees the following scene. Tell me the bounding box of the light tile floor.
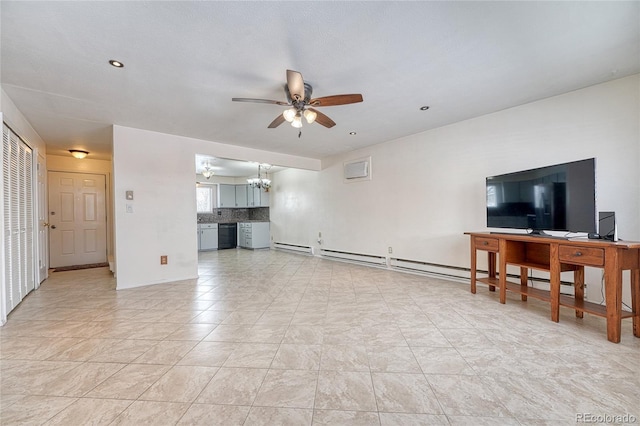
[1,249,638,425]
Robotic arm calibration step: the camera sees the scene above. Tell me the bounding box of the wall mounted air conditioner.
[343,157,371,182]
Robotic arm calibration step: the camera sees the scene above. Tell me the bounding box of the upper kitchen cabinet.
[218,184,236,207]
[248,187,270,207]
[217,183,269,208]
[235,185,248,208]
[259,188,269,207]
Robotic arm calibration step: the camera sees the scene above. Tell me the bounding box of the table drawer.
[559,245,604,267]
[475,237,499,251]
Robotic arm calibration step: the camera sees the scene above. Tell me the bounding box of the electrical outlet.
[160,255,168,265]
[388,246,393,254]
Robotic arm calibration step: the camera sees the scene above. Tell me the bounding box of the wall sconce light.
[69,150,89,159]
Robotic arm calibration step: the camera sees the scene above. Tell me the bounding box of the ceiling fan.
[232,70,363,129]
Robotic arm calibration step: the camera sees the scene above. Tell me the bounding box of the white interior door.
[48,171,107,268]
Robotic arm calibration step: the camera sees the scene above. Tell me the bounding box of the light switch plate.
[126,190,134,200]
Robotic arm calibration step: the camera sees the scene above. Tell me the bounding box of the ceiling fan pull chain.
[298,130,302,138]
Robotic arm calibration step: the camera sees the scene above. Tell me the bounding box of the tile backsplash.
[198,207,269,223]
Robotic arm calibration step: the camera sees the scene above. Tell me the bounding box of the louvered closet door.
[21,139,35,294]
[2,124,14,313]
[2,124,36,314]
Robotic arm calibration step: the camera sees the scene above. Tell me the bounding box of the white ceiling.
[2,1,639,162]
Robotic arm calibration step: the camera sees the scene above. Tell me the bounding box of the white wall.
[270,167,321,248]
[112,125,320,289]
[270,75,640,304]
[1,89,46,153]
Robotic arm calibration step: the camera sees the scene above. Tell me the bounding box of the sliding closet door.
[2,124,36,315]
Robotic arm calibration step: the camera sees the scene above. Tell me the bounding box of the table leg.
[488,251,496,292]
[573,267,584,318]
[499,239,507,304]
[631,268,640,338]
[550,243,560,322]
[470,237,477,294]
[604,247,622,343]
[520,267,528,301]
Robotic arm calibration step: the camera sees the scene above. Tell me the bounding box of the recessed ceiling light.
[109,60,124,68]
[349,132,357,135]
[420,106,430,111]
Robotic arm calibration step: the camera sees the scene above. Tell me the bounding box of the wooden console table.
[466,232,640,343]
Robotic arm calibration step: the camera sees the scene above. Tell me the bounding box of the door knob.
[51,225,57,229]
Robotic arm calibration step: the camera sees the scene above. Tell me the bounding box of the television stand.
[466,232,640,343]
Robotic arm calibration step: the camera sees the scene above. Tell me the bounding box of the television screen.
[486,158,596,234]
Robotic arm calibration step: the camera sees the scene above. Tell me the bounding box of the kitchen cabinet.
[218,184,268,208]
[259,189,270,207]
[247,187,270,207]
[235,185,248,208]
[198,223,218,251]
[218,184,236,208]
[239,222,270,249]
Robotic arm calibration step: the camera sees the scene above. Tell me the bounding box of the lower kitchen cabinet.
[198,223,218,251]
[238,222,270,249]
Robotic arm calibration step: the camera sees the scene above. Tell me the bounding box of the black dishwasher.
[218,223,237,249]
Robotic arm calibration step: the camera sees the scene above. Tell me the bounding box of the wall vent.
[344,157,371,182]
[273,242,314,255]
[320,248,386,266]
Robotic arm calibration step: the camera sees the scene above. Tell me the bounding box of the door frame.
[36,151,47,285]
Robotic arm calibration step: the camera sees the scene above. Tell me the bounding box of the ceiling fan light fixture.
[69,149,89,159]
[283,108,296,122]
[303,109,317,124]
[233,70,363,130]
[291,114,303,128]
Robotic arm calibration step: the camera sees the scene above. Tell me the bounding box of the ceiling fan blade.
[308,108,336,128]
[310,94,363,107]
[267,114,286,128]
[232,98,289,106]
[286,70,305,101]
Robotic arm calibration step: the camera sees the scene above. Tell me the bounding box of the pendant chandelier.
[247,164,271,190]
[201,164,214,179]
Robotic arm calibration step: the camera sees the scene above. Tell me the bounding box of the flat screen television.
[486,158,596,235]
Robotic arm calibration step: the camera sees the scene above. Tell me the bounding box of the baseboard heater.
[320,249,387,266]
[390,257,470,282]
[273,242,314,255]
